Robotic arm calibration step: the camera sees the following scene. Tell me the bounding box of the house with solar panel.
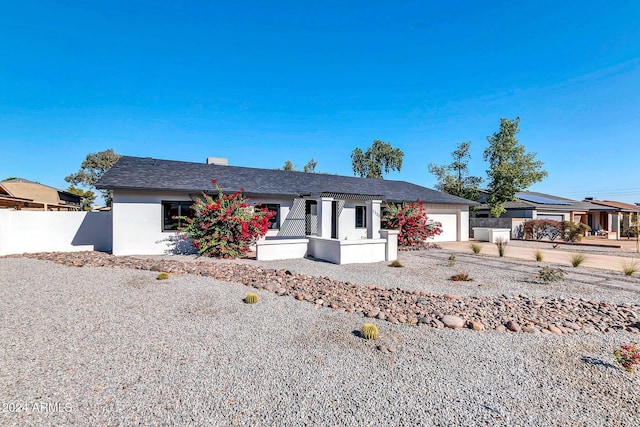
[96,156,478,264]
[472,190,625,238]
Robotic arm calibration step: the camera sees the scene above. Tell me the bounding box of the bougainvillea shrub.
[178,179,274,258]
[381,201,442,248]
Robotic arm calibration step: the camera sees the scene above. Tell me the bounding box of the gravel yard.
[1,254,640,426]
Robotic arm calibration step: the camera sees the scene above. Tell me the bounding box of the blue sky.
[2,0,639,203]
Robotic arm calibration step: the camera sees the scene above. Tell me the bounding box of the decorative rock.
[387,316,398,323]
[469,321,485,331]
[547,325,563,334]
[495,325,507,332]
[505,320,521,332]
[441,315,464,329]
[563,321,581,331]
[366,308,380,318]
[14,250,640,337]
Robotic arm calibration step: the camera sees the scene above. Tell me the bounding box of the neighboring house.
[96,156,477,263]
[472,190,611,237]
[0,179,81,211]
[584,199,640,237]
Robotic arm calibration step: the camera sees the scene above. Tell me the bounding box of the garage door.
[426,213,457,242]
[537,214,564,222]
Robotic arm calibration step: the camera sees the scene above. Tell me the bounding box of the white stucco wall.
[255,237,309,260]
[307,236,388,264]
[0,210,112,256]
[111,190,296,256]
[339,202,368,240]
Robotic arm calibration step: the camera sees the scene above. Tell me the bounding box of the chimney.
[206,157,228,166]
[584,197,594,201]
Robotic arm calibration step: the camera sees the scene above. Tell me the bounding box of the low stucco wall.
[255,238,309,261]
[472,228,511,243]
[307,236,387,264]
[0,210,112,256]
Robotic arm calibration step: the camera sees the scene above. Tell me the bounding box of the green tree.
[303,158,317,173]
[66,185,96,211]
[428,141,483,201]
[351,140,404,179]
[282,160,295,171]
[483,117,547,217]
[65,148,121,206]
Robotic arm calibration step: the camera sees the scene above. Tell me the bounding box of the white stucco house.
[96,156,477,264]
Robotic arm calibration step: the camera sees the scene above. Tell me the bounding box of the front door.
[331,201,338,239]
[600,212,608,231]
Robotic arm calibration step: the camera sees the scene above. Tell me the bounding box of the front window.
[162,201,193,231]
[261,204,280,229]
[355,205,366,228]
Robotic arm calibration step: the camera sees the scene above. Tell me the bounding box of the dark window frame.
[162,201,194,231]
[355,205,367,229]
[261,203,281,230]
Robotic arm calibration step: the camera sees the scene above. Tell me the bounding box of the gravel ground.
[506,239,640,257]
[249,251,640,305]
[1,257,640,426]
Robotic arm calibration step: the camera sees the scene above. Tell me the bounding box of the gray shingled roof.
[97,156,477,205]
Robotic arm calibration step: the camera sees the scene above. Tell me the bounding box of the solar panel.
[515,193,570,205]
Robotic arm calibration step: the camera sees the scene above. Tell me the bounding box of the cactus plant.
[244,293,259,304]
[157,272,170,280]
[360,323,379,340]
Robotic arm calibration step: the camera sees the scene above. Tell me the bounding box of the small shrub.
[495,237,508,257]
[562,221,590,242]
[534,250,544,262]
[538,266,564,282]
[388,260,404,268]
[614,342,640,373]
[470,243,482,254]
[447,254,456,267]
[622,260,639,277]
[570,253,586,267]
[156,272,170,280]
[450,273,473,282]
[244,293,259,304]
[523,219,562,241]
[360,323,379,340]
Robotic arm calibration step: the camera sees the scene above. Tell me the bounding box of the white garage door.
[426,213,458,242]
[537,214,564,222]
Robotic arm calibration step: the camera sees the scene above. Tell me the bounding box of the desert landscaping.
[1,243,639,426]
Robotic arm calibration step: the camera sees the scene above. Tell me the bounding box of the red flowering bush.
[178,179,274,258]
[381,201,442,248]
